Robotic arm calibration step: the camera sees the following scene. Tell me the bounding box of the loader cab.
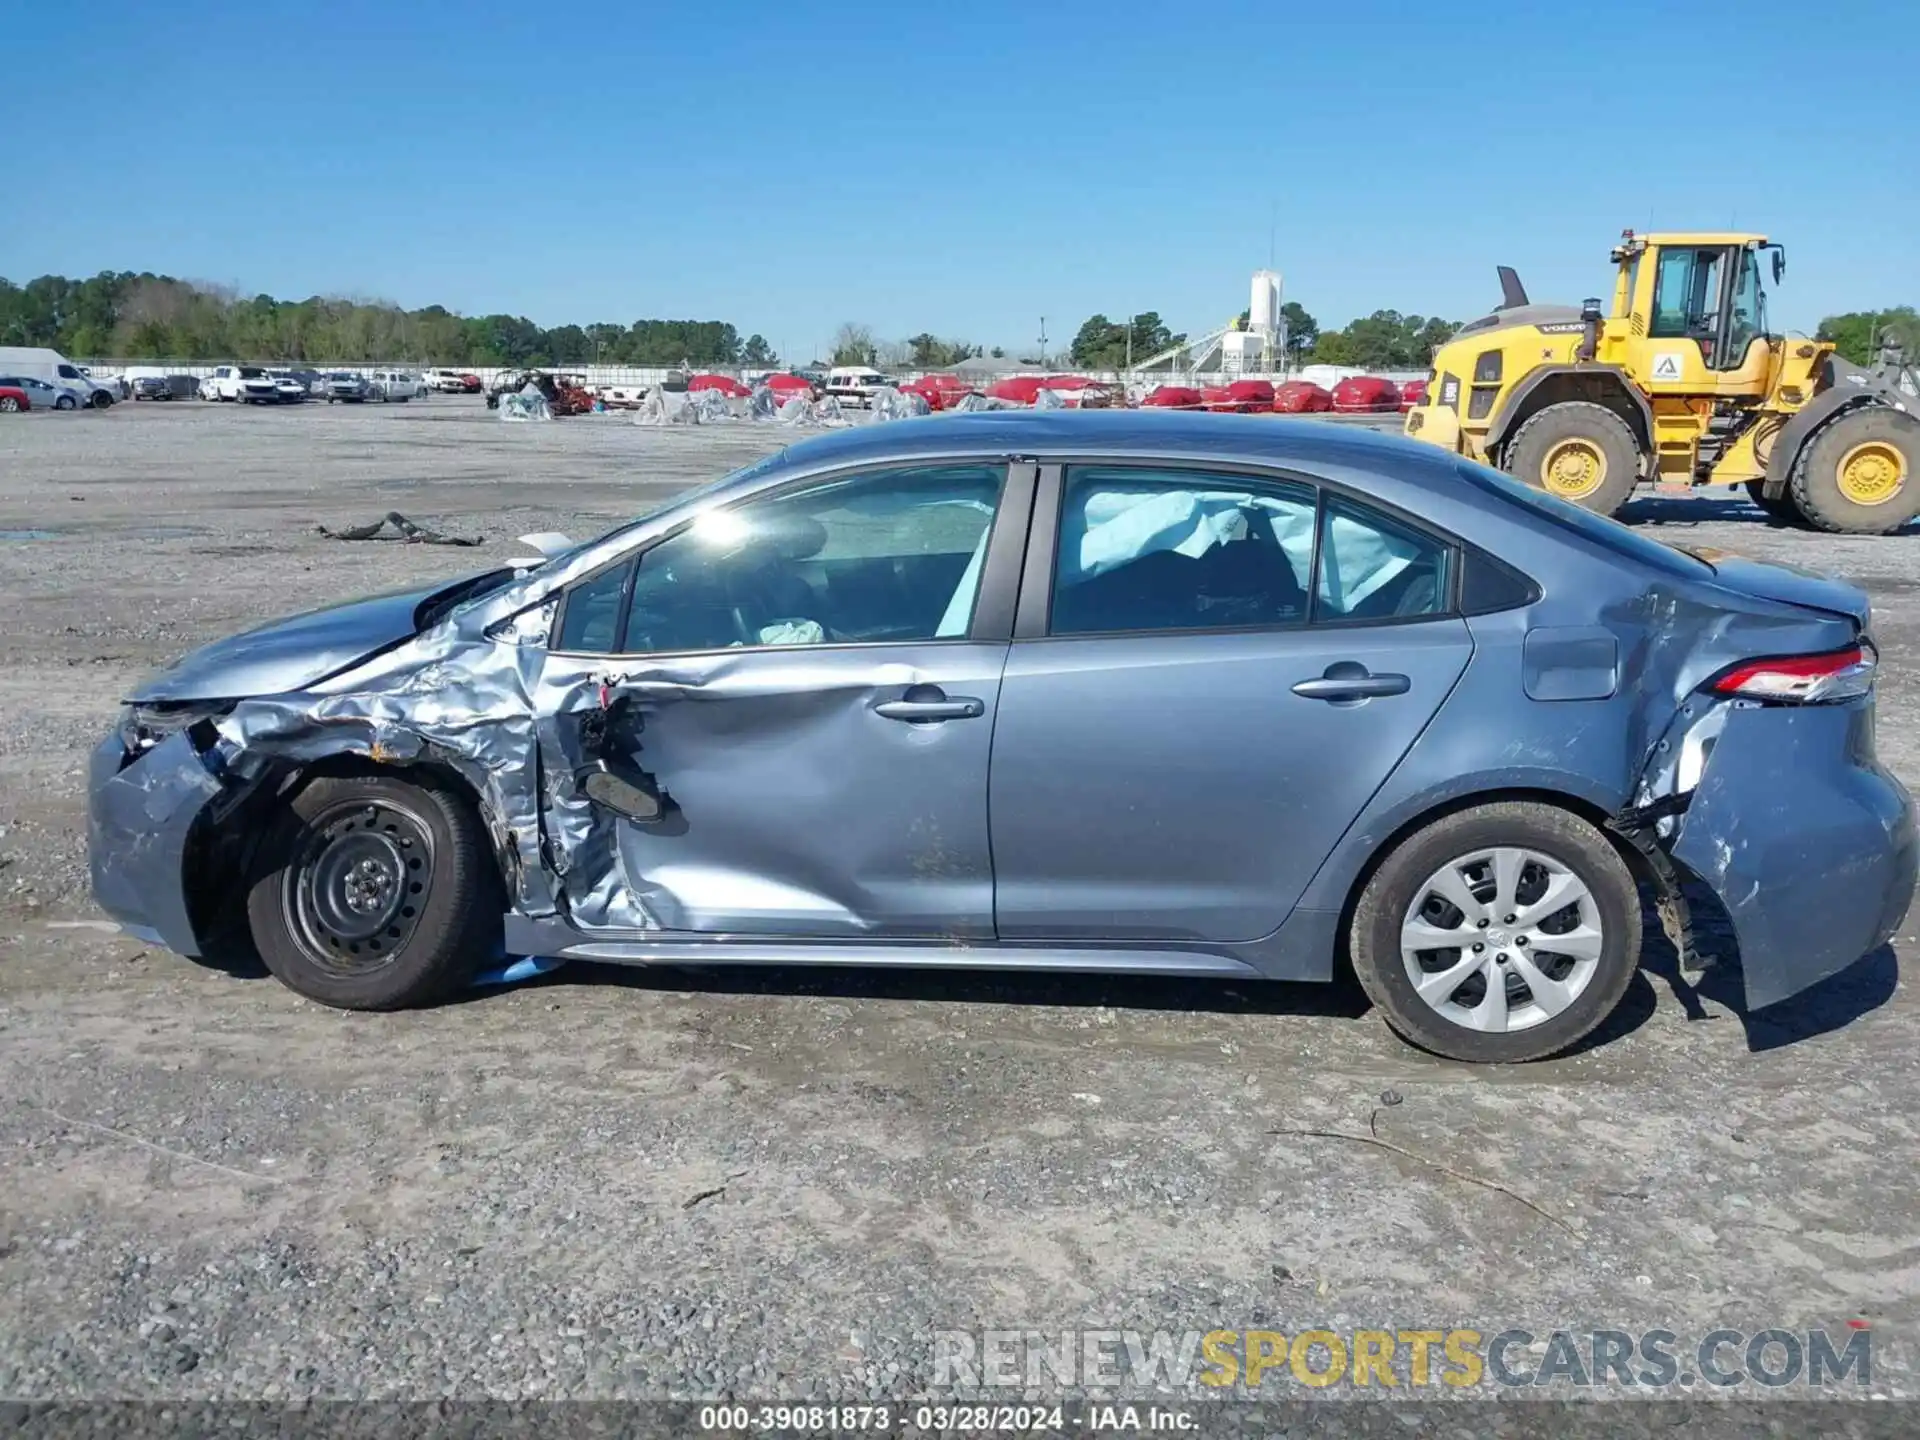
[1616,232,1781,388]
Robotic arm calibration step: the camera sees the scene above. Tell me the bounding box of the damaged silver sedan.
[89,413,1916,1062]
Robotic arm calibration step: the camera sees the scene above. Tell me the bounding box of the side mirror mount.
[578,760,665,823]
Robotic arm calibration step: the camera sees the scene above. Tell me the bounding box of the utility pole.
[1038,317,1047,369]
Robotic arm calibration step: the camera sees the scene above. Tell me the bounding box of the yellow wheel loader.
[1404,231,1920,534]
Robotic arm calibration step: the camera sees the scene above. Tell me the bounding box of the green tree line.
[1816,308,1919,365]
[0,271,775,368]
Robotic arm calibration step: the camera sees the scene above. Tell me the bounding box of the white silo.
[1249,269,1280,336]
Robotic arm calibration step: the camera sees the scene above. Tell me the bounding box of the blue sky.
[3,0,1914,360]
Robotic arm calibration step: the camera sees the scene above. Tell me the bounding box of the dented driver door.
[536,460,1031,940]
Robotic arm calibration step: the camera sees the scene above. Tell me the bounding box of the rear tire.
[246,772,501,1010]
[0,397,17,413]
[1348,801,1642,1063]
[1502,402,1642,516]
[1789,407,1920,535]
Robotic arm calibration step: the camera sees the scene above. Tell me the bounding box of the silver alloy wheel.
[1399,846,1604,1034]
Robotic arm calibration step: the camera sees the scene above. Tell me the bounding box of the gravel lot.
[4,396,1920,1419]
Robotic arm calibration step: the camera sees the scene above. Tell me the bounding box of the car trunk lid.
[1674,544,1871,633]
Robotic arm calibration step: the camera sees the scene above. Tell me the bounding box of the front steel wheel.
[284,797,435,975]
[247,773,502,1009]
[1350,801,1641,1062]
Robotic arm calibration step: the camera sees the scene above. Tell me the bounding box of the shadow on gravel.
[1619,493,1920,534]
[191,916,1371,1020]
[494,958,1375,1021]
[1634,881,1900,1052]
[189,885,1896,1050]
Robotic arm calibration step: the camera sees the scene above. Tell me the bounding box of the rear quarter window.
[1451,459,1711,579]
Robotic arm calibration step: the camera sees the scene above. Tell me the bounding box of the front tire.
[246,772,501,1010]
[55,395,77,410]
[1790,407,1920,535]
[1348,801,1642,1063]
[1502,402,1642,516]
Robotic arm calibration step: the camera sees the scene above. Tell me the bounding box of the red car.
[763,374,817,404]
[458,373,483,394]
[688,373,752,399]
[0,385,28,413]
[1398,378,1429,412]
[986,376,1046,406]
[1271,381,1333,414]
[900,374,972,411]
[1200,383,1270,414]
[1141,385,1204,409]
[1038,375,1114,408]
[1330,375,1402,414]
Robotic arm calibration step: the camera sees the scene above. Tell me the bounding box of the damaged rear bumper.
[86,731,222,957]
[1667,702,1916,1011]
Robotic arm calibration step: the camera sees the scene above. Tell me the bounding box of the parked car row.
[0,374,93,410]
[194,366,426,404]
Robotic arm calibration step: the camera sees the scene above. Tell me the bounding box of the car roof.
[748,409,1447,478]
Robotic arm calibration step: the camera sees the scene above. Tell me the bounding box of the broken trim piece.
[1607,794,1700,977]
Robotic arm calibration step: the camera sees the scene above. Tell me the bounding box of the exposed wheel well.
[1329,786,1655,978]
[182,755,507,956]
[1492,374,1651,466]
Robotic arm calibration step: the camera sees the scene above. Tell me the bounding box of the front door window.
[557,464,1005,655]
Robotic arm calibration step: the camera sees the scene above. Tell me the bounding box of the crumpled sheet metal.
[209,616,566,919]
[194,589,909,938]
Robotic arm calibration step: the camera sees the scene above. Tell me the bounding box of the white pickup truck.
[203,365,282,403]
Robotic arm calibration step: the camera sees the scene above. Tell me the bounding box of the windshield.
[1451,459,1713,578]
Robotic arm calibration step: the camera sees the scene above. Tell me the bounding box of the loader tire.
[1789,407,1920,535]
[1503,402,1641,517]
[1744,479,1805,524]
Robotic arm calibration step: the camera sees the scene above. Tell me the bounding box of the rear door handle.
[874,696,985,723]
[1291,670,1411,702]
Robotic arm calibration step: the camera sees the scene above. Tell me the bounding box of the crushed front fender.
[87,731,223,956]
[1670,701,1916,1010]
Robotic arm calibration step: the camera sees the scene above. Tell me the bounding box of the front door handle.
[874,687,985,723]
[1291,668,1411,702]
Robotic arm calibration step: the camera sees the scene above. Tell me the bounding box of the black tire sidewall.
[1504,403,1641,516]
[247,774,497,1010]
[1351,803,1642,1063]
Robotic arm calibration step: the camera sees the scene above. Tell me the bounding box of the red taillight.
[1710,643,1876,703]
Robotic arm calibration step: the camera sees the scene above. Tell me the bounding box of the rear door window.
[1314,496,1452,621]
[1048,466,1316,635]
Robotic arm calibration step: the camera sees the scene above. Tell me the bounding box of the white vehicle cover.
[950,392,1015,412]
[636,389,700,426]
[1059,485,1420,613]
[499,384,553,422]
[867,386,931,422]
[1033,386,1067,410]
